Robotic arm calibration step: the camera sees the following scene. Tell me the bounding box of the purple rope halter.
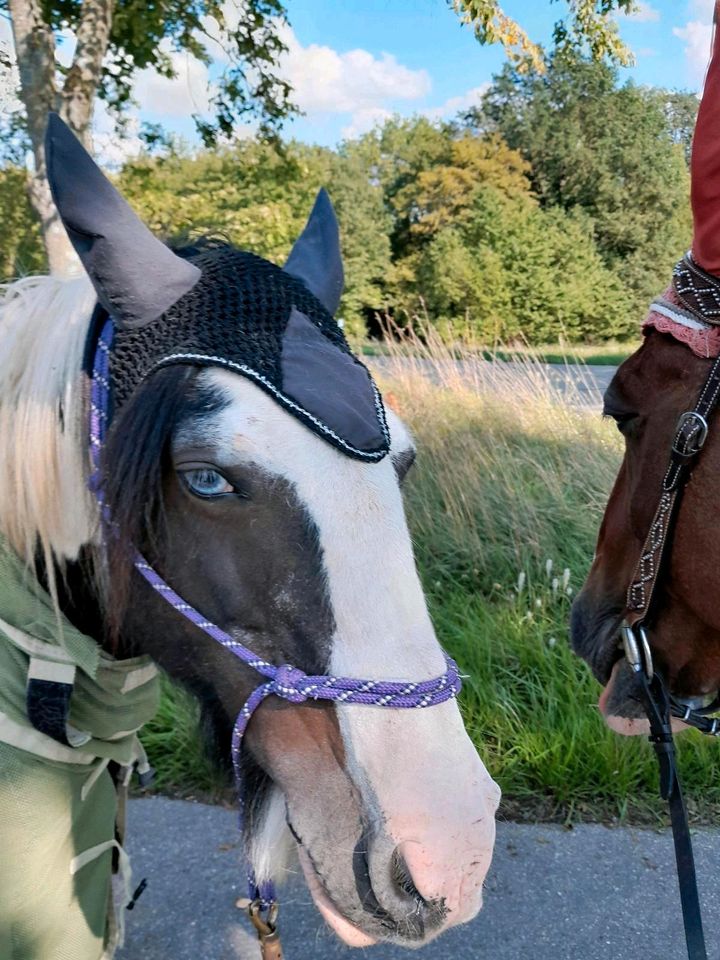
[89,317,461,913]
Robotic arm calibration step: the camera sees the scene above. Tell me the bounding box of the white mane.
[0,273,98,570]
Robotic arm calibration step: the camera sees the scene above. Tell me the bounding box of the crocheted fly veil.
[45,114,390,461]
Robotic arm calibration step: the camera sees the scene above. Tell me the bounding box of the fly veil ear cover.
[44,114,390,462]
[45,112,201,327]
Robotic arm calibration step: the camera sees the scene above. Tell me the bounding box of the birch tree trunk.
[8,0,115,275]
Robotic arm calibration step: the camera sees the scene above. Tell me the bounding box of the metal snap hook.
[621,621,654,680]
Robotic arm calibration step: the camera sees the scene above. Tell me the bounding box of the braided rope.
[89,317,461,908]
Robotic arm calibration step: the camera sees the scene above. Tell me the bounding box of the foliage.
[397,177,630,342]
[0,52,696,343]
[117,140,391,335]
[1,0,296,145]
[0,168,44,278]
[452,0,637,71]
[396,133,533,238]
[472,55,693,317]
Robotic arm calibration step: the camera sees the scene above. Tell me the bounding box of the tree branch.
[8,0,55,156]
[61,0,115,145]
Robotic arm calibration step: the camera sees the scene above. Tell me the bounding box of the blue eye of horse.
[181,468,234,499]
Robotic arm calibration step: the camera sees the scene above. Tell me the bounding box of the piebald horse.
[0,115,499,955]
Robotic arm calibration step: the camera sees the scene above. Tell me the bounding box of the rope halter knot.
[272,664,310,703]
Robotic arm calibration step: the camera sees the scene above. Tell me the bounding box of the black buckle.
[672,412,709,458]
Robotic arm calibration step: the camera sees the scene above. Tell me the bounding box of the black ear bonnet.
[111,245,390,458]
[46,114,389,461]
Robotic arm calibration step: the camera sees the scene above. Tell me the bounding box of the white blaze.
[209,371,499,923]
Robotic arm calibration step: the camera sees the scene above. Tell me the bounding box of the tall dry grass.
[372,324,623,594]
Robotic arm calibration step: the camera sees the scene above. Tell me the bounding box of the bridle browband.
[89,317,462,956]
[621,262,720,960]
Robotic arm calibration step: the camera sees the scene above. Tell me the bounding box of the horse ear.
[45,113,201,328]
[284,188,344,315]
[691,1,720,274]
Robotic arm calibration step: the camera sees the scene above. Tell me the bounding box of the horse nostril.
[390,847,425,904]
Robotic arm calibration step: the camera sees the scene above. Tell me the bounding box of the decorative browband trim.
[643,289,720,359]
[673,252,720,324]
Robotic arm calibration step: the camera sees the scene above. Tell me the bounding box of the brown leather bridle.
[617,258,720,960]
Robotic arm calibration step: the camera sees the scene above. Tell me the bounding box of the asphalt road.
[118,796,720,960]
[368,357,618,411]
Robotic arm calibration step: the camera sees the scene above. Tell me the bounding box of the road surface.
[367,357,618,411]
[118,796,719,960]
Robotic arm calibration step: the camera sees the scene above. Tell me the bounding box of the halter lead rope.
[89,317,462,951]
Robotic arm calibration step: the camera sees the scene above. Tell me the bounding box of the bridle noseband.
[620,276,720,960]
[89,318,462,955]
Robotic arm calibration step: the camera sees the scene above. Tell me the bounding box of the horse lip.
[290,824,429,945]
[673,692,719,711]
[570,596,626,685]
[295,843,377,947]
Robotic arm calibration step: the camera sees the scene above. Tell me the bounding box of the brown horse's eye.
[603,410,638,436]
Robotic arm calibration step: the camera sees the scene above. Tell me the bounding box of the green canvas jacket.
[0,536,160,959]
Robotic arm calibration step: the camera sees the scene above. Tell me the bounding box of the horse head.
[0,115,500,947]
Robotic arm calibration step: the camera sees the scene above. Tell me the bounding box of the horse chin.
[296,846,377,947]
[598,659,691,737]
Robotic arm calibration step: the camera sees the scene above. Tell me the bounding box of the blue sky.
[283,0,713,145]
[283,0,707,144]
[134,0,713,151]
[2,1,713,159]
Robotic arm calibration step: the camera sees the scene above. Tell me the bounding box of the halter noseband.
[89,317,461,947]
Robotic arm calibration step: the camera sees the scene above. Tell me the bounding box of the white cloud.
[3,10,439,154]
[423,83,490,121]
[277,23,430,115]
[619,2,660,22]
[55,28,77,69]
[92,104,145,169]
[133,42,214,117]
[674,19,714,86]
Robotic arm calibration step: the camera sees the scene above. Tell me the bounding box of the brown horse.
[571,328,720,732]
[572,0,720,734]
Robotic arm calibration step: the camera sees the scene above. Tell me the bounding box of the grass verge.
[139,327,720,823]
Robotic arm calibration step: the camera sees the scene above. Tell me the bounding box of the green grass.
[139,675,231,800]
[139,327,720,823]
[431,584,720,824]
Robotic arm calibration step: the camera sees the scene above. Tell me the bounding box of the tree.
[470,55,692,315]
[394,133,532,238]
[409,186,629,343]
[0,168,44,276]
[452,0,638,71]
[2,0,295,272]
[117,139,392,335]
